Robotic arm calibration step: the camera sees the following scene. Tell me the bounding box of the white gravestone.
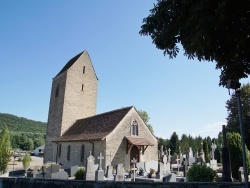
[86,151,95,180]
[95,153,104,181]
[115,163,124,181]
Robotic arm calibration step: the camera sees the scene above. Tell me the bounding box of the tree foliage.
[0,126,12,174]
[169,132,180,155]
[227,132,250,180]
[22,153,32,170]
[226,83,250,149]
[202,140,210,163]
[186,163,217,182]
[0,113,46,150]
[180,134,189,155]
[140,0,250,86]
[138,110,154,134]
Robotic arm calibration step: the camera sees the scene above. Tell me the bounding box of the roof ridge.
[76,106,134,122]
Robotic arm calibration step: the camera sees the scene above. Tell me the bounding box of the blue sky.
[0,1,248,139]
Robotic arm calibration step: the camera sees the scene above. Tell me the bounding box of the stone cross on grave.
[131,158,137,181]
[89,150,92,156]
[211,143,217,160]
[176,155,180,172]
[97,153,104,170]
[168,148,171,162]
[161,145,164,156]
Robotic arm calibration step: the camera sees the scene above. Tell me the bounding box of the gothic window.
[58,144,62,158]
[80,144,85,162]
[67,145,71,161]
[55,84,59,97]
[83,66,85,74]
[131,120,138,136]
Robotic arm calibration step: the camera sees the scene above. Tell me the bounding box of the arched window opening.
[131,120,138,136]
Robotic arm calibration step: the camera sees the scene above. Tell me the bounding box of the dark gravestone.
[171,156,177,164]
[222,125,233,182]
[9,170,25,177]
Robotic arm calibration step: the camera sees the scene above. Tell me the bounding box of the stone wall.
[105,107,158,171]
[44,51,98,163]
[56,141,106,169]
[0,178,246,188]
[44,72,67,163]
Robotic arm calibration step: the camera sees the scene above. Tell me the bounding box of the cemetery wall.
[57,141,105,169]
[0,178,247,188]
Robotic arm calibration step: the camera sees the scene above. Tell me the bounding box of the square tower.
[44,51,98,163]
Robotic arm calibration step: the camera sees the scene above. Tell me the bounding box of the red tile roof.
[55,106,133,142]
[126,136,154,146]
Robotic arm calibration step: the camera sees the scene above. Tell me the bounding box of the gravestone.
[95,153,104,181]
[131,158,137,181]
[170,156,177,164]
[189,147,193,158]
[106,165,113,178]
[163,173,176,182]
[188,157,196,166]
[51,170,68,179]
[238,167,244,182]
[163,155,167,174]
[86,152,95,180]
[145,160,158,172]
[168,148,171,162]
[50,164,60,173]
[166,163,171,173]
[156,162,164,179]
[115,163,124,181]
[35,172,51,179]
[70,166,79,177]
[210,143,218,170]
[136,161,145,172]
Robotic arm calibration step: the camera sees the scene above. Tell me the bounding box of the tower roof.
[55,51,98,79]
[56,51,83,76]
[54,106,134,142]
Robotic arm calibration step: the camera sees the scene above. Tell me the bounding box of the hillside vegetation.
[0,113,46,150]
[0,113,46,134]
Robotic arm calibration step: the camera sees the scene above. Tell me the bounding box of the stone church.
[44,51,158,170]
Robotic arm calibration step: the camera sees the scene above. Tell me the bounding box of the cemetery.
[1,141,248,188]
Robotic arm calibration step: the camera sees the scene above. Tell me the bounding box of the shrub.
[22,153,32,170]
[186,163,217,182]
[74,167,86,180]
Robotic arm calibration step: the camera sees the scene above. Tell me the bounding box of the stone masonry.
[44,51,98,163]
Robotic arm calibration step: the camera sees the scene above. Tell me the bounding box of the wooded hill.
[0,113,46,134]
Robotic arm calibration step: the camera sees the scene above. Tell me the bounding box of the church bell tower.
[44,51,98,163]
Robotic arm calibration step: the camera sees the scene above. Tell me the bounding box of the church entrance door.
[130,145,139,167]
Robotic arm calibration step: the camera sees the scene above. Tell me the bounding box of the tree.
[0,125,12,174]
[22,153,32,170]
[138,110,154,134]
[140,0,250,86]
[226,83,250,149]
[202,140,210,163]
[169,132,179,155]
[180,134,189,155]
[227,132,250,180]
